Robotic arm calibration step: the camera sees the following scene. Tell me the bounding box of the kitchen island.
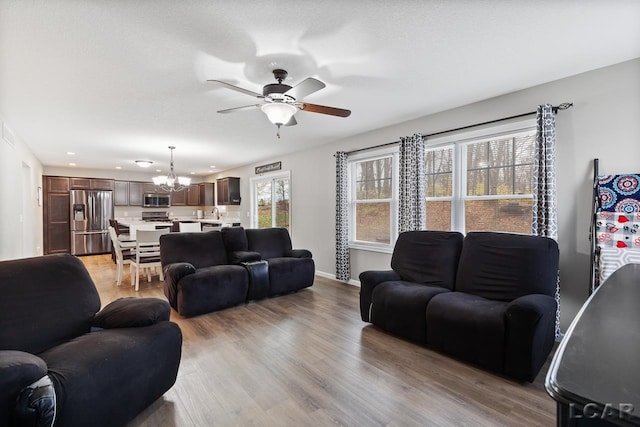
[116,218,242,239]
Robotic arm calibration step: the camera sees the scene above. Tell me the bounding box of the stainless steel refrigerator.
[70,190,113,255]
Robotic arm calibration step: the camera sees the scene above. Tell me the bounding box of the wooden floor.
[82,254,556,427]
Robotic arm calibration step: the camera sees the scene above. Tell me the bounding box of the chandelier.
[152,146,191,192]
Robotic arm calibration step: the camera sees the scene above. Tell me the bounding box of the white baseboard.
[315,270,361,287]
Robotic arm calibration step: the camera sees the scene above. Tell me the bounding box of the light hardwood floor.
[81,254,556,427]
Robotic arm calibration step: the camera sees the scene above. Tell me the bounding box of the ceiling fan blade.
[284,115,297,126]
[284,78,325,100]
[300,103,351,117]
[217,104,261,114]
[207,80,264,99]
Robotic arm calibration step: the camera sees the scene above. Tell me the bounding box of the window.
[425,123,536,234]
[250,172,290,230]
[348,149,398,252]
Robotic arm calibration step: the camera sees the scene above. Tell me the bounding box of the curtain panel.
[335,151,350,281]
[532,103,560,337]
[398,134,426,233]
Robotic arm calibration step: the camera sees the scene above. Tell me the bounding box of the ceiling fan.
[208,69,351,138]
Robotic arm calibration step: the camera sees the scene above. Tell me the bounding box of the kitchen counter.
[116,218,242,239]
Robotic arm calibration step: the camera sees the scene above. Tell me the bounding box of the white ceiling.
[1,1,639,176]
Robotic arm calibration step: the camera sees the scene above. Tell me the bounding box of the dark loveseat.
[0,254,182,427]
[360,231,559,382]
[160,227,314,317]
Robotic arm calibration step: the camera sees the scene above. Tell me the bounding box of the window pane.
[467,141,488,169]
[426,146,453,197]
[465,198,533,234]
[488,138,513,167]
[426,200,451,231]
[467,169,487,196]
[356,157,393,200]
[488,166,514,195]
[514,164,533,194]
[355,202,390,244]
[515,134,535,164]
[274,178,290,229]
[257,181,273,229]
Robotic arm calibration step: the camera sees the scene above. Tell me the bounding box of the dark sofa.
[0,254,182,427]
[360,231,559,382]
[160,227,314,317]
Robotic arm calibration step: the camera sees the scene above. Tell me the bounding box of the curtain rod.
[341,102,573,156]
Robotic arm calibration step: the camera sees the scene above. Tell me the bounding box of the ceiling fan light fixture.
[135,160,153,168]
[261,103,297,126]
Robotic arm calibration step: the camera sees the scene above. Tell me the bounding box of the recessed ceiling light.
[155,169,161,172]
[67,152,75,155]
[115,166,122,170]
[190,172,195,175]
[210,165,216,169]
[135,160,153,168]
[69,162,76,166]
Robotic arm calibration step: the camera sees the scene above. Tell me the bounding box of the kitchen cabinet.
[217,177,240,205]
[43,176,71,254]
[171,188,187,206]
[143,182,169,194]
[114,181,129,206]
[187,184,200,206]
[70,177,91,189]
[199,183,214,206]
[129,182,144,206]
[70,178,114,191]
[90,179,114,190]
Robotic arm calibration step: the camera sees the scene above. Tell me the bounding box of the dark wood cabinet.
[187,184,200,206]
[70,177,91,189]
[129,182,144,206]
[43,176,71,254]
[217,177,240,205]
[47,176,70,193]
[199,183,214,206]
[114,181,129,206]
[90,179,114,190]
[171,188,187,206]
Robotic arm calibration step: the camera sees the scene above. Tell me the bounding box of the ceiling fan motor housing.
[263,83,293,97]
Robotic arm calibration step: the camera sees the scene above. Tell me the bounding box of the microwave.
[143,193,171,208]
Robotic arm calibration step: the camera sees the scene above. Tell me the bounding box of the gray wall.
[212,58,640,332]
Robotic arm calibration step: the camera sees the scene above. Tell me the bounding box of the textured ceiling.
[1,1,639,175]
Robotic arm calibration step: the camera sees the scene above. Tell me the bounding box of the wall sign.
[255,161,282,174]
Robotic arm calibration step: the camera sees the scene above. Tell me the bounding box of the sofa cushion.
[455,232,559,301]
[371,281,450,344]
[160,231,229,269]
[221,226,249,253]
[0,254,100,355]
[92,297,170,329]
[426,292,507,373]
[266,257,315,296]
[390,231,463,290]
[246,228,293,259]
[174,265,249,317]
[39,323,181,427]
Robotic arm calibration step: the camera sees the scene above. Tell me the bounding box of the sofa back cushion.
[246,228,292,259]
[390,231,463,289]
[221,226,248,253]
[456,232,559,301]
[160,231,228,269]
[0,254,101,354]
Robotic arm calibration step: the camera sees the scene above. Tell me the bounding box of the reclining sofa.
[0,254,182,427]
[360,231,559,382]
[160,227,314,317]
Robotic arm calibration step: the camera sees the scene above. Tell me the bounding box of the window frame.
[249,170,291,231]
[425,119,537,234]
[348,147,399,253]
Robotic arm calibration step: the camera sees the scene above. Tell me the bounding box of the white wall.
[0,117,43,261]
[213,58,640,331]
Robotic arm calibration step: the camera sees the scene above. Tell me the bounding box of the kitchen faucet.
[211,206,220,220]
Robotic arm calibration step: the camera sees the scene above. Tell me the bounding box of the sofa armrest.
[505,294,557,382]
[229,251,262,264]
[359,270,401,322]
[0,351,48,425]
[287,249,312,258]
[92,297,171,329]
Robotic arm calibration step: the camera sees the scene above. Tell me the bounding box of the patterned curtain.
[398,134,426,233]
[335,151,350,281]
[532,103,560,337]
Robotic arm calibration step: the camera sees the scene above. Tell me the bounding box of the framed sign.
[255,161,282,175]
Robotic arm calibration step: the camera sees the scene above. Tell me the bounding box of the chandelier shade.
[153,146,191,192]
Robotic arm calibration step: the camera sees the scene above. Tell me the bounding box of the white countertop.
[117,217,241,226]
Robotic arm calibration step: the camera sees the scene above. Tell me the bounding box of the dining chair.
[108,226,135,286]
[130,228,170,291]
[178,222,202,232]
